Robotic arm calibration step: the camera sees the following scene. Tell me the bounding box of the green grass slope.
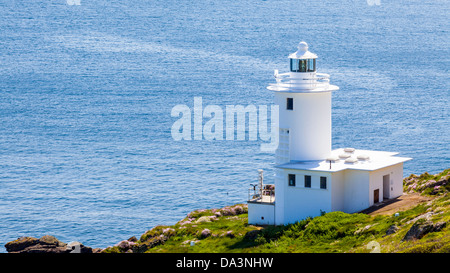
[103,169,450,253]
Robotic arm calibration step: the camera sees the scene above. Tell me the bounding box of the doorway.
[374,189,379,203]
[383,174,390,199]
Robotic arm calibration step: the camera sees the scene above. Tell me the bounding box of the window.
[307,59,316,72]
[299,60,307,72]
[290,59,308,72]
[320,176,327,189]
[304,175,311,188]
[288,174,296,187]
[290,59,299,72]
[286,98,293,110]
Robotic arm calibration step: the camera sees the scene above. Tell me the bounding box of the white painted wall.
[341,170,370,213]
[368,163,404,205]
[248,202,275,225]
[274,91,331,161]
[268,163,405,226]
[274,171,285,225]
[276,169,332,224]
[331,170,345,212]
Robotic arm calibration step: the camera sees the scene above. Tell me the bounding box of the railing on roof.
[248,184,275,204]
[268,71,331,91]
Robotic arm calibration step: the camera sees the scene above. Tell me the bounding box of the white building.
[248,42,412,226]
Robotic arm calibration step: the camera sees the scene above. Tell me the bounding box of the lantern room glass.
[290,59,316,72]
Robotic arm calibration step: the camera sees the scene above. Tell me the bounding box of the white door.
[383,174,390,199]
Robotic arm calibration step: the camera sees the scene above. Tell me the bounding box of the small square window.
[286,98,293,110]
[320,176,327,189]
[304,175,311,188]
[288,174,296,186]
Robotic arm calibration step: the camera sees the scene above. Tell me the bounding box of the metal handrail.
[248,185,275,203]
[270,71,331,91]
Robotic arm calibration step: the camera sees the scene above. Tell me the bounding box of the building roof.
[276,148,412,173]
[288,41,318,59]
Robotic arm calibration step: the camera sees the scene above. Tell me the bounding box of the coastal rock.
[5,237,40,253]
[131,235,168,253]
[225,230,235,238]
[198,229,211,239]
[244,230,261,240]
[116,240,137,252]
[402,220,447,241]
[354,224,376,235]
[385,225,399,236]
[196,216,216,223]
[4,235,97,253]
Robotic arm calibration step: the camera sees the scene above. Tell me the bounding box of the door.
[383,174,390,199]
[374,189,379,203]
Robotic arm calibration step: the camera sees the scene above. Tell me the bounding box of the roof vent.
[326,156,340,162]
[326,156,340,170]
[345,157,358,164]
[357,154,370,161]
[344,148,355,153]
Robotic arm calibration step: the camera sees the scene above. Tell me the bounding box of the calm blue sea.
[0,0,448,251]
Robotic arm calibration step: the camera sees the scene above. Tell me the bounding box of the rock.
[128,236,138,242]
[198,229,211,239]
[244,229,261,240]
[354,224,375,235]
[385,225,399,236]
[116,240,136,251]
[402,221,434,241]
[39,235,66,247]
[406,212,434,224]
[225,231,235,238]
[220,207,235,216]
[432,221,447,232]
[132,235,168,253]
[402,220,447,241]
[4,235,95,253]
[5,237,39,253]
[195,216,216,223]
[162,227,176,236]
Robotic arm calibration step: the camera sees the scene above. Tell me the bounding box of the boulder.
[131,235,168,253]
[402,220,447,241]
[5,235,96,253]
[244,229,261,240]
[385,225,399,236]
[5,237,40,253]
[198,229,211,239]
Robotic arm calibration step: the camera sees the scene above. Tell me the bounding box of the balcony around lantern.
[267,70,335,92]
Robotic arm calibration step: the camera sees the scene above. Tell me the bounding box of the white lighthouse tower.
[247,42,412,226]
[268,41,339,163]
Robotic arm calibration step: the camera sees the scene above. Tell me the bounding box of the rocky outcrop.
[385,224,399,236]
[404,171,449,195]
[402,220,447,241]
[5,235,101,253]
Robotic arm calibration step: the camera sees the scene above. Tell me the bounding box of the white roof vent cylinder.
[345,157,358,164]
[344,148,355,153]
[357,155,370,161]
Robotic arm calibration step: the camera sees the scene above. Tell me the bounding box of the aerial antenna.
[258,169,264,198]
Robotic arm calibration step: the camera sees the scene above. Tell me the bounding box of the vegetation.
[103,169,450,253]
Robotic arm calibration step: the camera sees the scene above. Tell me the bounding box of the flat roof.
[276,148,412,173]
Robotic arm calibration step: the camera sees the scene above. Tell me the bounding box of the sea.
[0,0,448,252]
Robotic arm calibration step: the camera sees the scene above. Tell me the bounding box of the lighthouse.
[268,41,338,163]
[247,42,412,226]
